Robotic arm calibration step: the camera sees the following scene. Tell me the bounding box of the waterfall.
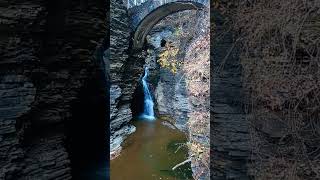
[139,67,155,120]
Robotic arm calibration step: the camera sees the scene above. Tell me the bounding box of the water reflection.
[110,117,193,180]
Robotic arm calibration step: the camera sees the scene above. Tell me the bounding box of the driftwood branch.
[174,143,187,153]
[172,158,191,171]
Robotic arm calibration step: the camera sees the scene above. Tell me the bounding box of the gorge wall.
[145,11,200,132]
[143,9,210,179]
[155,68,190,131]
[211,9,250,179]
[109,0,145,159]
[0,0,107,179]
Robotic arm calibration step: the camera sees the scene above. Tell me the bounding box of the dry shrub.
[155,10,200,74]
[183,10,210,179]
[158,42,180,73]
[233,0,320,179]
[153,8,210,179]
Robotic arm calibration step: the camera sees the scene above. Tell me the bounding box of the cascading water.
[139,67,155,120]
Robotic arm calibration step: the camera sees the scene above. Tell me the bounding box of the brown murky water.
[110,117,193,180]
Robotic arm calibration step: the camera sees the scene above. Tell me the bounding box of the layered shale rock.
[155,68,190,131]
[0,0,107,179]
[109,0,144,159]
[211,8,251,180]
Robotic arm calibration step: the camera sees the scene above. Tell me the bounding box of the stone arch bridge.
[126,0,208,49]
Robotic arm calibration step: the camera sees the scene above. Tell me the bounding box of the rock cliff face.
[0,0,107,179]
[144,9,210,179]
[109,0,145,159]
[211,9,251,179]
[145,11,199,131]
[155,68,190,131]
[109,0,132,158]
[143,28,191,131]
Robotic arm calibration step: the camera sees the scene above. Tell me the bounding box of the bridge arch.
[133,1,206,49]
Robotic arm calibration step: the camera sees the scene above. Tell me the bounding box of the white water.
[139,67,155,120]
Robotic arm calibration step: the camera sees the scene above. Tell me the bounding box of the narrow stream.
[110,117,193,180]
